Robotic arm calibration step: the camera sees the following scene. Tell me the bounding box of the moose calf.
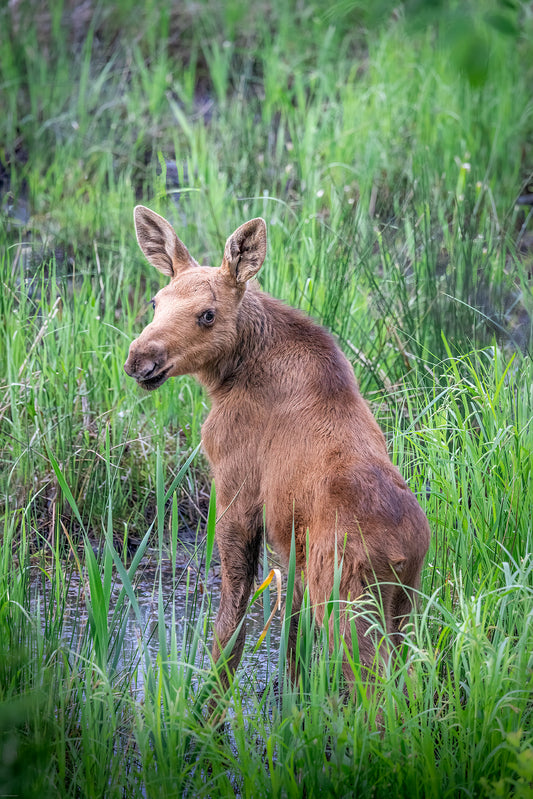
[124,207,430,689]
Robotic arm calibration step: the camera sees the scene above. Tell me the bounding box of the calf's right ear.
[221,218,267,284]
[134,206,198,277]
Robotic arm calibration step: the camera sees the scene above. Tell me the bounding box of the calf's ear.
[221,218,267,284]
[134,206,198,277]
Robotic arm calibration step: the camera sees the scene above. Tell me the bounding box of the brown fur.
[124,206,431,687]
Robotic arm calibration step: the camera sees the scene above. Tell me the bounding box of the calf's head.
[124,206,267,390]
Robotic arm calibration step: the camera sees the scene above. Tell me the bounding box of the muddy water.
[40,552,282,699]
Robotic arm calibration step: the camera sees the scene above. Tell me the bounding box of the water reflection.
[36,554,282,699]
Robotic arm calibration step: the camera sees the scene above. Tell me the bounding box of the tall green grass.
[2,355,532,796]
[1,0,532,795]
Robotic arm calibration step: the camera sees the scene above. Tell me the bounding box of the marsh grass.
[1,357,532,797]
[1,0,533,795]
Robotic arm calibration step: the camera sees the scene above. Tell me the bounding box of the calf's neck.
[124,206,431,686]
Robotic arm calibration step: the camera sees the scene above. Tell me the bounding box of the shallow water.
[34,549,282,699]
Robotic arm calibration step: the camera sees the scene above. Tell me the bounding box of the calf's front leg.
[211,522,261,690]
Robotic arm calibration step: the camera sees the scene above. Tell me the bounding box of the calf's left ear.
[134,206,198,277]
[221,218,267,284]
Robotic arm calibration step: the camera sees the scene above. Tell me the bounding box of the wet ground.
[34,549,282,698]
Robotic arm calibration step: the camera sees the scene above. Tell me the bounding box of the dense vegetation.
[1,1,532,796]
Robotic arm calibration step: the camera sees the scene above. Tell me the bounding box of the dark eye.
[198,309,215,327]
[149,299,156,311]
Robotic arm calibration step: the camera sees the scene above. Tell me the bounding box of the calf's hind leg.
[285,578,304,682]
[306,542,410,684]
[305,543,376,680]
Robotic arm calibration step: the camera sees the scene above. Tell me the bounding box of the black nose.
[138,360,158,379]
[124,339,167,381]
[124,357,159,379]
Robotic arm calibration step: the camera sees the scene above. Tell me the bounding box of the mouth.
[137,365,173,391]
